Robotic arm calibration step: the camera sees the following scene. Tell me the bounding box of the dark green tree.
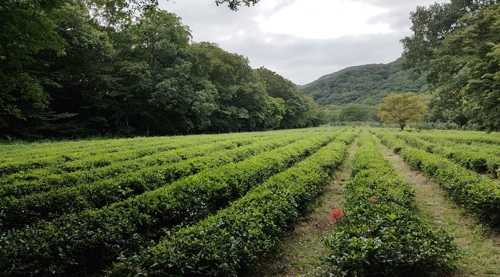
[428,3,500,130]
[300,59,427,107]
[256,67,321,128]
[401,0,499,129]
[0,0,66,127]
[0,0,263,138]
[338,105,369,122]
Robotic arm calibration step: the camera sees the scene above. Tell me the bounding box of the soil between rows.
[247,136,500,277]
[245,140,358,277]
[376,137,500,277]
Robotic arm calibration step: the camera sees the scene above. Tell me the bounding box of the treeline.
[300,58,427,106]
[322,104,380,123]
[0,0,321,140]
[402,0,500,131]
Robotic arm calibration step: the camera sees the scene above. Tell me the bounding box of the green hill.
[300,58,428,106]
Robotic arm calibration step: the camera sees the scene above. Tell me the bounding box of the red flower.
[369,197,378,202]
[330,209,343,221]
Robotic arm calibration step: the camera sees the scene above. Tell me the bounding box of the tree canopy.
[0,0,322,140]
[378,92,428,130]
[401,0,500,131]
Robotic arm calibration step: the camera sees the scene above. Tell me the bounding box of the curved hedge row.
[372,130,405,154]
[324,131,460,276]
[0,137,259,197]
[400,147,500,228]
[374,130,500,227]
[396,132,500,178]
[0,132,337,276]
[0,135,225,177]
[106,136,354,276]
[0,136,302,231]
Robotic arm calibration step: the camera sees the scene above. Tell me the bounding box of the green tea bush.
[0,133,337,276]
[0,137,255,197]
[372,130,405,153]
[323,131,460,277]
[0,137,296,230]
[0,135,219,178]
[106,140,350,276]
[400,147,500,228]
[396,131,500,178]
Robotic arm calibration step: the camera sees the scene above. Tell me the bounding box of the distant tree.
[300,59,427,107]
[338,105,368,122]
[378,92,428,130]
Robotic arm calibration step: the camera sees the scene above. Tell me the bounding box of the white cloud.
[158,0,450,85]
[257,0,391,39]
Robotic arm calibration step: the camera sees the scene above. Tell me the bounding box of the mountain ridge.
[300,58,427,106]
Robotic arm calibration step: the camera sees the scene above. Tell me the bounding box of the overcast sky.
[158,0,448,85]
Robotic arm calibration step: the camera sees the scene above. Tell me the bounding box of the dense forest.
[2,0,500,139]
[401,0,500,131]
[300,58,428,106]
[0,0,321,140]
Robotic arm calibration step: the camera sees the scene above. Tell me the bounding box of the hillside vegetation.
[300,58,427,106]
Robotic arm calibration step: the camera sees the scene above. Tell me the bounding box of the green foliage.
[400,147,500,228]
[300,58,427,107]
[378,92,428,130]
[0,0,66,126]
[338,104,368,122]
[324,131,461,277]
[215,0,261,10]
[106,137,353,276]
[322,105,379,124]
[0,0,311,139]
[1,137,297,230]
[373,130,405,154]
[395,131,500,178]
[374,129,500,228]
[0,130,336,276]
[429,3,500,131]
[402,0,500,130]
[256,67,323,128]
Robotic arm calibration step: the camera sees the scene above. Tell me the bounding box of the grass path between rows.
[246,140,359,277]
[375,137,500,277]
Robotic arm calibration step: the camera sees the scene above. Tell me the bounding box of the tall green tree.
[1,0,119,138]
[401,0,499,79]
[255,67,321,128]
[0,0,66,127]
[428,3,500,130]
[338,105,369,122]
[0,0,262,137]
[401,0,499,128]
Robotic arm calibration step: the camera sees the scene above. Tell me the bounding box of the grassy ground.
[376,137,500,277]
[245,140,358,277]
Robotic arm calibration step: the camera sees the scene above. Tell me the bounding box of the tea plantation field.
[1,127,499,276]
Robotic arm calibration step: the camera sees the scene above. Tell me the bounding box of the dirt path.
[246,141,358,277]
[375,138,500,277]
